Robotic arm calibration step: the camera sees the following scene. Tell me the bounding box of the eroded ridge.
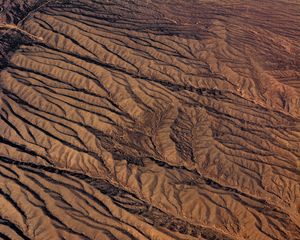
[0,0,300,239]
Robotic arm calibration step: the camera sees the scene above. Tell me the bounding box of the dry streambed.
[0,1,299,239]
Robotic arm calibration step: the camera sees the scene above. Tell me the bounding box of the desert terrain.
[0,0,299,239]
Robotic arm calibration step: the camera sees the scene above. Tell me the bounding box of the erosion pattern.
[0,0,300,239]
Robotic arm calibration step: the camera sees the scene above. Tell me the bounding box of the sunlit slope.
[0,1,299,239]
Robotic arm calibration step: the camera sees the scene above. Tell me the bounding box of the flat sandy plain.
[0,0,299,239]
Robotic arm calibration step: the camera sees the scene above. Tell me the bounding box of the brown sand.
[0,0,299,239]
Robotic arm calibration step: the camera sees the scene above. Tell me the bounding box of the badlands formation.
[0,0,299,239]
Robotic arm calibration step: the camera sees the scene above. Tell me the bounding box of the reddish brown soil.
[0,1,299,239]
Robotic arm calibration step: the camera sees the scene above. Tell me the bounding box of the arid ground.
[0,0,299,239]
